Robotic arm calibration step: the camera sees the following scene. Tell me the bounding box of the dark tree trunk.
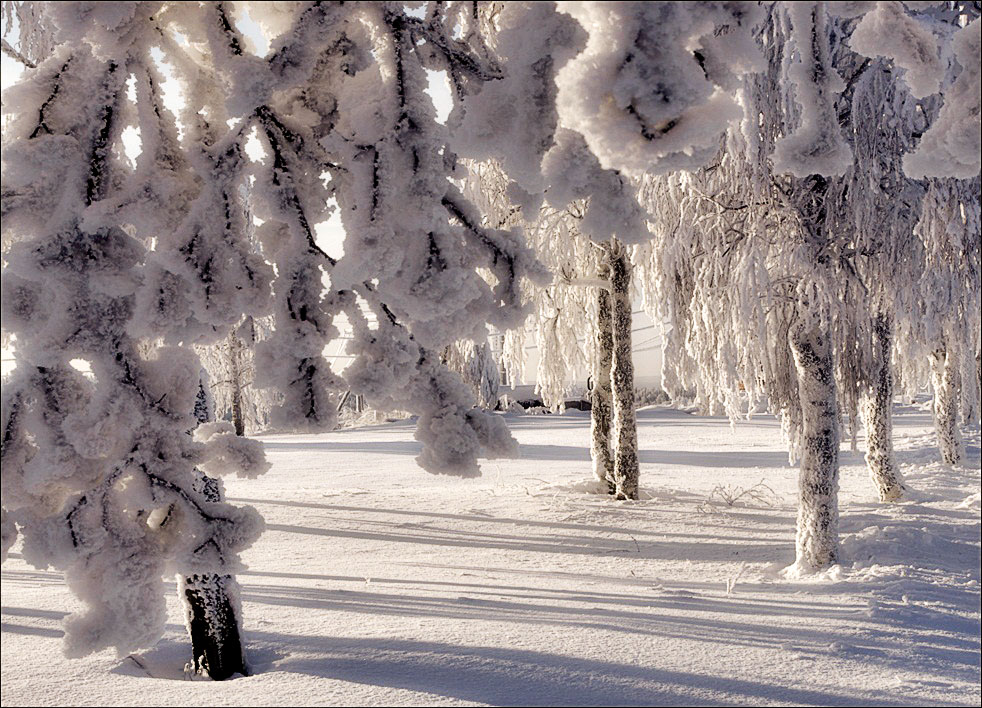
[181,572,246,680]
[182,379,248,680]
[228,331,246,437]
[861,313,904,502]
[591,259,615,494]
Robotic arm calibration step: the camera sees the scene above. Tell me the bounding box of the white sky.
[1,51,24,90]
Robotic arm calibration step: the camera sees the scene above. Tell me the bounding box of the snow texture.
[772,2,854,177]
[848,1,943,98]
[904,18,982,179]
[541,128,649,245]
[2,405,979,705]
[452,1,585,195]
[1,6,268,658]
[555,2,762,178]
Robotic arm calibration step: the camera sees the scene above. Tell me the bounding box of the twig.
[126,654,152,677]
[1,37,35,68]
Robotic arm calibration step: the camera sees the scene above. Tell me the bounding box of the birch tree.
[640,1,979,571]
[197,316,278,435]
[442,337,500,410]
[461,1,764,500]
[1,0,547,674]
[1,2,270,673]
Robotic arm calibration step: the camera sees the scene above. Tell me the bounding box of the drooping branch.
[2,36,35,67]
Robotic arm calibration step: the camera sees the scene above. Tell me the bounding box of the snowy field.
[2,404,979,707]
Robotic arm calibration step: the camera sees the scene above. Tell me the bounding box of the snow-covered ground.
[2,403,979,706]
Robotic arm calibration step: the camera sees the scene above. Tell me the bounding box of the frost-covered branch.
[1,4,268,660]
[1,35,34,67]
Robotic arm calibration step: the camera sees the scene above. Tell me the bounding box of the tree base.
[182,573,247,681]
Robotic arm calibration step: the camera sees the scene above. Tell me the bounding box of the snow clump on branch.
[554,1,764,178]
[903,18,981,179]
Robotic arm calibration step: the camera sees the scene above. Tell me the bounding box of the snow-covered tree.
[1,0,55,68]
[640,2,869,571]
[901,14,981,180]
[831,5,974,487]
[640,0,979,571]
[456,3,616,486]
[3,1,977,674]
[197,316,278,435]
[442,337,500,410]
[183,377,250,679]
[826,46,928,503]
[844,3,981,465]
[1,3,270,673]
[550,2,764,501]
[231,1,544,475]
[898,175,982,464]
[462,159,612,483]
[539,129,650,500]
[1,0,548,673]
[461,1,764,500]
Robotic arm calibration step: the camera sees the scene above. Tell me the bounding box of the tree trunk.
[181,380,248,680]
[861,313,904,502]
[227,331,246,437]
[591,259,615,494]
[609,240,640,501]
[475,341,500,410]
[974,348,981,426]
[974,348,982,426]
[930,345,964,465]
[789,321,839,571]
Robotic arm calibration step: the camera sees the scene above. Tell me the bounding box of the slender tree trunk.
[181,381,248,680]
[591,260,615,494]
[861,313,904,502]
[848,403,859,453]
[963,346,981,427]
[227,331,246,437]
[974,348,981,426]
[609,240,640,501]
[975,348,981,426]
[930,345,964,465]
[789,320,839,571]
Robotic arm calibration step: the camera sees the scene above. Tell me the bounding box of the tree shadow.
[260,439,423,457]
[261,520,788,562]
[113,626,953,705]
[230,572,980,671]
[260,438,795,468]
[515,443,794,467]
[246,633,955,706]
[0,621,64,638]
[232,495,794,563]
[230,497,777,541]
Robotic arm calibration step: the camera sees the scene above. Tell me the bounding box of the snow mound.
[538,478,611,495]
[841,523,981,576]
[779,562,845,582]
[957,492,981,510]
